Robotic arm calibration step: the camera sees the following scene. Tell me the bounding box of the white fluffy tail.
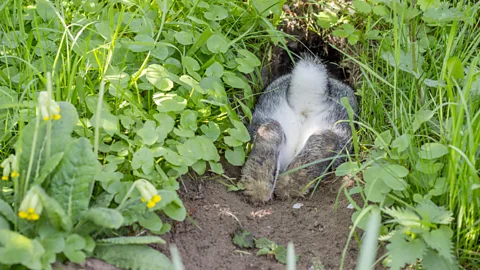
[288,57,328,112]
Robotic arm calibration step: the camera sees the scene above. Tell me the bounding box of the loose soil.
[156,163,360,270]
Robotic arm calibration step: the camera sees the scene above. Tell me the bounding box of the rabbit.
[239,55,358,203]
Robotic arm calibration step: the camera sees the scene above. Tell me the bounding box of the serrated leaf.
[94,244,171,270]
[423,226,455,263]
[417,0,441,11]
[49,138,98,219]
[384,207,421,227]
[387,232,426,270]
[418,143,449,160]
[416,200,453,224]
[81,207,124,229]
[422,3,464,23]
[97,236,166,245]
[232,228,255,248]
[422,249,459,270]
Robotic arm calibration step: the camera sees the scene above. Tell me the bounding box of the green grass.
[319,0,480,268]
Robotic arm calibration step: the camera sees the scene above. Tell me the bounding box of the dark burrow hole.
[262,31,351,87]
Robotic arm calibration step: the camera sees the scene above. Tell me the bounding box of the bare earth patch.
[156,165,359,270]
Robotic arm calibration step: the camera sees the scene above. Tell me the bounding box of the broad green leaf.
[335,162,360,176]
[191,160,206,175]
[39,233,65,254]
[224,136,242,147]
[373,5,388,16]
[423,226,455,263]
[418,143,449,160]
[64,234,86,263]
[446,56,464,80]
[49,138,98,219]
[81,207,124,229]
[252,0,284,17]
[0,198,15,223]
[316,11,338,28]
[95,21,113,41]
[228,120,250,142]
[353,0,371,13]
[146,64,174,91]
[183,56,200,75]
[255,238,276,249]
[139,211,163,232]
[174,31,194,45]
[163,196,186,221]
[209,161,224,174]
[206,34,229,53]
[129,34,155,52]
[34,186,72,231]
[422,3,464,23]
[196,136,220,161]
[200,122,220,141]
[379,165,408,190]
[34,152,64,185]
[416,160,443,174]
[364,165,391,202]
[391,134,411,152]
[132,147,154,174]
[36,0,56,21]
[236,49,261,74]
[223,72,247,88]
[180,110,197,131]
[97,236,165,245]
[0,230,45,269]
[204,5,228,21]
[94,244,172,270]
[153,113,175,135]
[232,228,255,248]
[413,109,434,132]
[374,130,392,149]
[154,93,187,112]
[138,120,158,145]
[225,146,246,166]
[0,216,10,230]
[205,62,224,77]
[387,232,426,270]
[18,102,77,187]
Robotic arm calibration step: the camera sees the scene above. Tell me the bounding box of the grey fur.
[240,56,358,203]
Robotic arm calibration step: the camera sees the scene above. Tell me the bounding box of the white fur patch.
[271,59,332,172]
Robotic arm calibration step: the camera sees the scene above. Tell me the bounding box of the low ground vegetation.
[0,0,478,269]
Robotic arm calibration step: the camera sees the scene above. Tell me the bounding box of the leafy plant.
[0,87,185,269]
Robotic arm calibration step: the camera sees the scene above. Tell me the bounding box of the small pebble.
[346,204,354,209]
[293,202,304,209]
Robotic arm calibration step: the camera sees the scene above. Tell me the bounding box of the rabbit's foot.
[240,120,284,203]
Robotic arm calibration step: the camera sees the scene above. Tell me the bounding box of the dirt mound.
[156,166,359,270]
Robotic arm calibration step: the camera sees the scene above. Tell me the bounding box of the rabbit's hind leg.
[240,120,285,203]
[274,130,341,200]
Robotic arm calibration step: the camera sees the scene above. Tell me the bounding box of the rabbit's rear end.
[240,56,358,202]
